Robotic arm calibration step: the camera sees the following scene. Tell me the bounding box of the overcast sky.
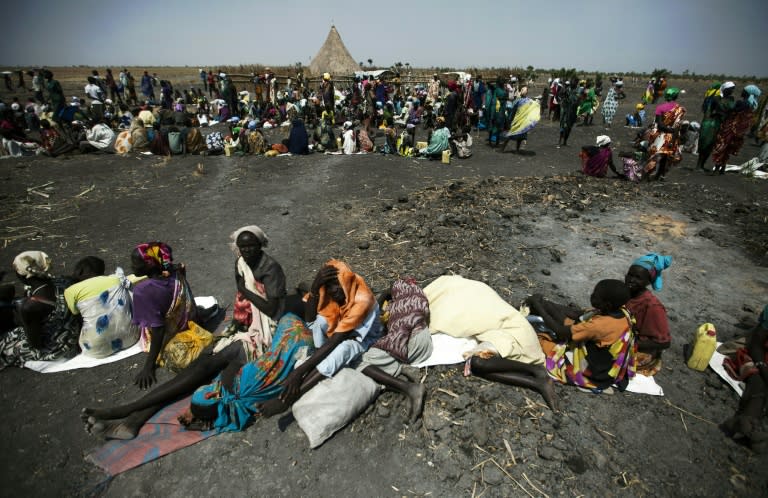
[2,0,766,77]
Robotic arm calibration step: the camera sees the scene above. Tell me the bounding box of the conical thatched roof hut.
[309,26,359,77]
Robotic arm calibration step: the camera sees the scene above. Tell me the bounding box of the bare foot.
[540,377,559,412]
[406,383,427,424]
[258,398,289,418]
[84,416,140,440]
[81,406,130,421]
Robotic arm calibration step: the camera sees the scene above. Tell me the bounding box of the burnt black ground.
[1,85,767,497]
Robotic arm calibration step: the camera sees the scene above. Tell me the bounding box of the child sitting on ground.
[626,103,646,127]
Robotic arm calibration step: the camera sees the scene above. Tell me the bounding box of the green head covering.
[664,87,681,101]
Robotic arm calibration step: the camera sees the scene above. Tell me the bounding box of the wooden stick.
[522,473,550,498]
[665,399,717,426]
[75,185,96,198]
[436,387,459,398]
[503,439,517,465]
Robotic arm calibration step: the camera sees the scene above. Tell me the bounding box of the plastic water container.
[441,150,451,164]
[686,323,717,371]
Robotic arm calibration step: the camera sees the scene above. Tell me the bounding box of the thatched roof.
[309,26,359,77]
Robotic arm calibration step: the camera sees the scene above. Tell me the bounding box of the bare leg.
[82,343,243,421]
[85,405,161,440]
[259,368,327,417]
[470,356,557,411]
[361,365,426,423]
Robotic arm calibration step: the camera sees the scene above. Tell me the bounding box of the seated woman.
[0,251,77,369]
[580,135,621,178]
[469,280,636,409]
[624,253,672,376]
[130,242,197,389]
[287,116,309,155]
[216,226,287,357]
[418,116,450,159]
[82,227,289,439]
[259,260,384,417]
[313,114,337,152]
[64,256,139,359]
[39,119,74,157]
[721,305,768,451]
[342,121,357,154]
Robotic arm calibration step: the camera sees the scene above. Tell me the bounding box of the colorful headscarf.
[135,242,173,272]
[12,251,51,278]
[664,87,681,101]
[316,259,375,336]
[744,85,762,110]
[704,82,721,99]
[632,253,672,291]
[229,225,269,256]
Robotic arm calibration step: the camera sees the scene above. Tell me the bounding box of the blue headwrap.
[744,85,762,110]
[632,253,672,291]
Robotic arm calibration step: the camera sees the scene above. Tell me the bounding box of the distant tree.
[359,61,364,69]
[367,58,373,68]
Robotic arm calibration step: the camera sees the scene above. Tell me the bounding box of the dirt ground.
[1,78,767,497]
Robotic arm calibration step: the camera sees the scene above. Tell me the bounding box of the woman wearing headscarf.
[647,87,686,180]
[216,226,287,358]
[82,227,293,439]
[624,253,672,376]
[0,251,77,369]
[287,116,309,155]
[419,116,451,158]
[697,82,729,170]
[259,259,383,417]
[711,84,762,175]
[580,135,620,177]
[131,242,197,389]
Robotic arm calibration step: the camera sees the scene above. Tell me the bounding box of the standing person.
[199,69,207,92]
[577,80,598,126]
[711,85,762,175]
[44,70,65,122]
[601,81,623,128]
[32,70,44,102]
[558,80,579,147]
[428,74,441,104]
[500,87,540,153]
[17,70,27,91]
[104,68,121,104]
[647,87,686,180]
[118,69,128,100]
[125,71,137,105]
[485,78,507,147]
[3,72,14,91]
[140,71,155,104]
[321,72,335,120]
[207,70,215,98]
[697,82,730,170]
